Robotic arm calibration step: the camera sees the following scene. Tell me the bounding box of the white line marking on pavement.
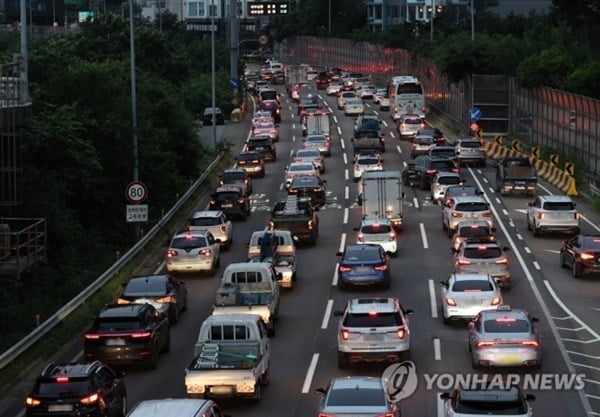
[524,247,531,253]
[574,363,600,372]
[343,208,348,224]
[327,106,333,113]
[382,120,388,127]
[476,169,482,174]
[390,132,395,138]
[483,177,488,183]
[433,338,441,360]
[337,126,342,135]
[332,263,339,286]
[437,393,444,417]
[339,233,346,253]
[292,123,296,129]
[341,138,345,149]
[289,149,294,157]
[333,115,338,123]
[345,169,349,181]
[495,197,501,204]
[567,350,600,359]
[420,223,429,249]
[374,110,379,116]
[403,161,407,168]
[488,187,495,194]
[279,183,284,190]
[345,186,349,200]
[533,261,540,270]
[396,145,402,154]
[343,153,348,164]
[516,233,523,240]
[502,209,509,215]
[301,353,320,393]
[537,183,600,232]
[413,197,419,208]
[321,299,333,329]
[428,279,438,318]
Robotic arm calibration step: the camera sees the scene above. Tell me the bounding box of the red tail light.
[80,393,100,405]
[522,340,539,348]
[495,258,508,265]
[451,212,463,218]
[238,198,245,204]
[375,414,394,417]
[130,332,152,338]
[397,329,406,339]
[476,341,495,348]
[457,259,471,265]
[491,297,502,305]
[56,376,69,383]
[445,297,457,306]
[389,232,396,241]
[156,296,175,303]
[341,329,350,340]
[357,233,364,242]
[451,167,459,173]
[199,248,212,256]
[374,264,388,271]
[219,225,227,233]
[425,169,437,175]
[580,253,595,260]
[483,211,492,217]
[537,212,544,220]
[268,221,275,230]
[308,220,315,230]
[339,265,352,272]
[84,333,102,340]
[167,250,178,257]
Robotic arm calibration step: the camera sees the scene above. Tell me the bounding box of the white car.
[326,81,342,96]
[294,148,325,173]
[354,219,397,255]
[187,210,233,249]
[359,84,376,99]
[373,88,387,104]
[353,153,382,181]
[166,231,221,275]
[379,95,391,111]
[344,98,365,116]
[397,114,424,138]
[526,195,580,237]
[284,162,319,188]
[337,91,357,109]
[252,111,274,127]
[440,273,502,324]
[430,172,463,203]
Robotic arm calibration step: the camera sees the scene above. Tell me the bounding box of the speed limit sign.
[125,181,148,204]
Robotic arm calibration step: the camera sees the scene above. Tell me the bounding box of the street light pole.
[211,0,217,148]
[429,0,435,42]
[129,0,140,239]
[470,0,475,41]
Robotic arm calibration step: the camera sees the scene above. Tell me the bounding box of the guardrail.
[0,152,225,371]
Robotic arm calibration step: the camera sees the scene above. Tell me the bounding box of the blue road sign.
[469,107,482,121]
[229,78,239,89]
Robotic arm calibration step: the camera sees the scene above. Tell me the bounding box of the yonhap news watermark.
[382,361,587,402]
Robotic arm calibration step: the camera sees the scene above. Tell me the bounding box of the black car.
[117,274,188,324]
[202,107,225,125]
[219,168,253,196]
[246,136,276,162]
[288,175,327,207]
[259,99,281,123]
[402,155,459,190]
[416,127,445,145]
[560,234,600,278]
[25,361,127,417]
[272,71,286,85]
[84,303,170,369]
[428,145,457,160]
[235,151,265,178]
[209,186,251,220]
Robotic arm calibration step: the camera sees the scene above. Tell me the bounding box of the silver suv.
[334,297,413,368]
[442,196,493,237]
[455,138,486,167]
[526,195,580,237]
[452,237,511,289]
[187,210,233,250]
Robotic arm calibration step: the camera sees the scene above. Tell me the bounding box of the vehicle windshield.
[248,139,270,147]
[307,136,327,143]
[260,91,278,101]
[36,380,91,396]
[452,280,493,292]
[327,387,386,407]
[458,226,491,238]
[403,118,422,125]
[483,319,530,333]
[447,187,478,197]
[289,164,313,172]
[463,246,502,259]
[221,172,246,182]
[296,150,320,158]
[437,176,462,185]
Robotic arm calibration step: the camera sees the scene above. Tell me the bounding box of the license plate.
[221,204,233,208]
[497,354,520,364]
[363,334,383,341]
[257,147,265,150]
[48,404,74,412]
[106,338,126,346]
[210,385,233,395]
[356,266,372,273]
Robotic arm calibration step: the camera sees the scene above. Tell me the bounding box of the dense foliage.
[0,13,234,350]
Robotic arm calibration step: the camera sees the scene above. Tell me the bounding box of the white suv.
[334,297,413,369]
[354,219,397,256]
[526,195,580,237]
[442,196,493,237]
[187,210,233,250]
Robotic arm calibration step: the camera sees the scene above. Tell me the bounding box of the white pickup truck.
[247,230,298,289]
[212,262,281,333]
[185,314,271,402]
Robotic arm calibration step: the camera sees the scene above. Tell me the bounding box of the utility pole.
[129,0,140,239]
[230,0,239,97]
[19,0,29,103]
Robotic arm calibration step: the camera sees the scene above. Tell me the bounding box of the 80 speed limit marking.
[125,181,148,204]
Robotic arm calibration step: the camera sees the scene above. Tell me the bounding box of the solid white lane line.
[488,187,495,193]
[321,299,333,329]
[413,197,420,208]
[420,223,429,249]
[345,186,349,200]
[396,145,402,154]
[327,106,333,113]
[374,110,379,115]
[343,153,348,164]
[337,126,342,135]
[333,115,338,123]
[433,338,441,360]
[345,169,349,181]
[289,149,294,157]
[428,279,438,318]
[343,208,349,224]
[533,261,540,270]
[339,233,346,253]
[332,263,339,286]
[402,161,407,168]
[301,353,320,393]
[525,247,531,253]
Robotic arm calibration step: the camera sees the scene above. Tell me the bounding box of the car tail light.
[308,220,315,230]
[495,258,508,265]
[537,212,545,220]
[167,250,178,257]
[445,297,457,306]
[580,253,595,260]
[268,221,275,230]
[375,414,395,417]
[451,167,459,173]
[341,329,350,340]
[199,248,212,256]
[374,264,388,271]
[210,200,216,205]
[288,189,297,194]
[451,212,463,218]
[56,376,69,383]
[522,340,539,348]
[575,213,580,220]
[483,211,492,217]
[389,232,396,241]
[339,265,352,272]
[318,414,335,417]
[117,298,130,304]
[131,331,152,338]
[219,180,224,186]
[491,297,502,305]
[80,393,100,405]
[84,333,102,340]
[457,259,471,265]
[25,397,41,407]
[425,169,437,175]
[237,198,245,204]
[156,296,175,303]
[219,225,227,233]
[357,233,364,242]
[476,341,495,348]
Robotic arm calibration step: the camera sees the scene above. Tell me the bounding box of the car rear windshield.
[460,141,482,148]
[344,248,381,261]
[191,217,221,226]
[431,160,456,170]
[344,312,402,327]
[430,149,456,158]
[171,236,208,249]
[403,118,422,124]
[483,319,530,333]
[342,92,356,98]
[358,157,379,165]
[221,172,246,182]
[362,224,392,233]
[438,176,461,185]
[463,247,502,259]
[327,387,386,407]
[260,91,277,101]
[415,137,433,145]
[452,280,493,292]
[542,202,575,211]
[215,192,241,201]
[297,150,319,158]
[248,139,270,147]
[447,187,478,197]
[455,202,489,212]
[291,177,319,187]
[582,237,600,249]
[36,379,91,396]
[124,279,167,296]
[238,154,260,163]
[456,399,527,414]
[96,318,142,332]
[458,226,491,237]
[356,131,379,139]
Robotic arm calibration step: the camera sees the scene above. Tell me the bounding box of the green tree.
[565,60,600,97]
[516,45,574,88]
[432,33,495,83]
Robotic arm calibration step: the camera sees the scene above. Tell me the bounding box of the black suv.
[402,155,458,190]
[235,151,265,178]
[84,303,170,369]
[26,361,127,417]
[288,175,327,207]
[416,127,445,145]
[246,135,276,162]
[209,186,251,220]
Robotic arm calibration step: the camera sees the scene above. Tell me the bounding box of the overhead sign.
[248,2,289,16]
[126,204,148,223]
[469,107,482,121]
[125,181,148,204]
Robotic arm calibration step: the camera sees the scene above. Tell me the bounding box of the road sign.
[126,204,148,222]
[494,135,504,145]
[229,77,239,89]
[531,146,540,158]
[565,162,575,176]
[125,181,148,204]
[258,35,269,45]
[475,128,483,139]
[511,140,520,152]
[469,107,482,121]
[549,154,560,166]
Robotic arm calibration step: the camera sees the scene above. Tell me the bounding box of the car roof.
[347,297,399,314]
[458,386,522,402]
[99,303,148,318]
[172,230,211,239]
[330,376,384,390]
[128,274,169,284]
[345,244,380,252]
[480,306,528,320]
[450,196,487,204]
[289,162,315,169]
[192,210,223,219]
[306,134,327,140]
[291,175,320,184]
[297,148,320,155]
[40,362,102,379]
[222,168,247,174]
[538,195,574,202]
[127,399,214,417]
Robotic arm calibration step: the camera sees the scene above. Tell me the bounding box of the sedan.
[451,220,496,251]
[303,134,332,157]
[379,95,391,111]
[326,81,343,96]
[337,91,357,110]
[315,377,400,417]
[252,121,279,142]
[452,238,511,289]
[118,274,188,323]
[353,153,383,181]
[337,244,390,289]
[560,234,600,277]
[410,135,436,158]
[440,273,502,324]
[284,162,319,188]
[344,98,365,116]
[373,88,387,104]
[430,172,463,204]
[469,305,541,369]
[294,148,325,173]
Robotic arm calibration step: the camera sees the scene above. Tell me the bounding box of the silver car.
[166,231,220,275]
[326,81,343,96]
[410,135,435,158]
[451,220,496,251]
[373,88,387,104]
[303,134,332,157]
[187,210,233,249]
[452,238,511,289]
[344,98,365,116]
[334,297,412,368]
[430,172,463,203]
[337,91,357,109]
[526,194,580,237]
[354,219,398,256]
[468,305,542,369]
[294,148,325,173]
[315,377,401,417]
[440,273,502,324]
[353,153,383,181]
[442,196,493,236]
[397,114,424,138]
[441,386,535,417]
[455,138,486,167]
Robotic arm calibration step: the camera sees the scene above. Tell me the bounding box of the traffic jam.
[21,59,600,417]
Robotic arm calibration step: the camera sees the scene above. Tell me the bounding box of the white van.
[126,398,228,417]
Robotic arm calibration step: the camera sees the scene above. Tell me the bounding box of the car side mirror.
[333,310,344,316]
[525,394,536,401]
[440,392,451,400]
[322,180,327,183]
[336,251,343,256]
[315,388,327,395]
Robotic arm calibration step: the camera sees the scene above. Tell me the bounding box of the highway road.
[3,76,600,417]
